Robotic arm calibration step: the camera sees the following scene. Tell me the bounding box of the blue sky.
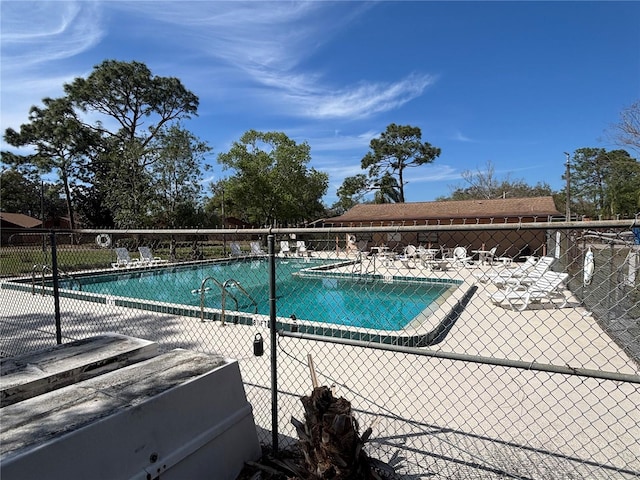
[2,1,639,205]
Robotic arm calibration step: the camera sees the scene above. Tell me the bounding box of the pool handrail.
[198,276,258,326]
[221,279,258,326]
[31,264,82,295]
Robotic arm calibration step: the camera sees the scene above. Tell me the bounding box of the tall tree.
[570,148,609,216]
[610,99,640,154]
[0,168,41,216]
[149,124,212,227]
[3,97,96,231]
[217,130,328,226]
[606,153,640,217]
[334,174,369,213]
[64,60,200,227]
[360,123,441,203]
[65,60,199,147]
[570,148,639,218]
[332,171,401,211]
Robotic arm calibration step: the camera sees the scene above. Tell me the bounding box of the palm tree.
[373,173,401,204]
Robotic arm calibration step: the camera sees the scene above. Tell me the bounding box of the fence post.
[268,234,278,453]
[50,231,62,345]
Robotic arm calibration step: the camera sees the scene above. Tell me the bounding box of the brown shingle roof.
[326,196,560,224]
[0,212,43,228]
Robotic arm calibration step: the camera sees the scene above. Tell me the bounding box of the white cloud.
[1,1,103,69]
[1,1,105,131]
[292,73,437,120]
[453,131,473,142]
[304,129,377,152]
[1,1,433,132]
[106,1,432,120]
[407,165,461,183]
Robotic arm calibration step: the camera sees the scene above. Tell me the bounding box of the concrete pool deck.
[1,256,639,478]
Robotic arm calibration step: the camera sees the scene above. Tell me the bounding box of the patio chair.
[404,245,419,258]
[280,240,292,257]
[488,271,569,311]
[355,240,369,254]
[445,246,474,267]
[398,244,419,268]
[111,247,140,268]
[250,241,266,256]
[296,240,310,257]
[138,246,168,265]
[350,240,371,264]
[346,234,358,254]
[486,246,498,265]
[229,241,244,257]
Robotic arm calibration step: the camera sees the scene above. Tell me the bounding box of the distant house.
[323,196,561,257]
[0,212,43,245]
[224,216,254,229]
[0,212,43,229]
[44,216,78,229]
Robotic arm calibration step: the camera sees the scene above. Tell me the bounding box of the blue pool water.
[60,258,456,331]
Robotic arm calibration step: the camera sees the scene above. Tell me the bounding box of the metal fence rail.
[1,221,638,479]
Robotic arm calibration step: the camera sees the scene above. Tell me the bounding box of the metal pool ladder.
[31,264,82,295]
[198,277,258,325]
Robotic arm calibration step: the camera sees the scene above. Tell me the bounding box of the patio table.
[472,249,492,265]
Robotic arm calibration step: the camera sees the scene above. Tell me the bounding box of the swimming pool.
[43,258,460,331]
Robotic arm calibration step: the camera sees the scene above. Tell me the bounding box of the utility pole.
[564,152,571,221]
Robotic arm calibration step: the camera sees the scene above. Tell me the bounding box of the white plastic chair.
[486,246,498,265]
[250,241,266,256]
[280,241,292,257]
[447,246,473,267]
[112,248,140,268]
[229,242,243,257]
[404,245,419,258]
[138,246,168,265]
[296,241,309,257]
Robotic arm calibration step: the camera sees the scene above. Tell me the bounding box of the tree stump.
[291,386,374,479]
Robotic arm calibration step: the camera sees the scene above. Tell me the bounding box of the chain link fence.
[1,222,639,479]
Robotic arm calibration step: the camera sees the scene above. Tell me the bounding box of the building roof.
[325,196,560,224]
[0,212,43,228]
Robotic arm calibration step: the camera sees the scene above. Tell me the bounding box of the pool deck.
[1,254,639,478]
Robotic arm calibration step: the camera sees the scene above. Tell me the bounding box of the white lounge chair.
[111,247,140,268]
[280,241,292,257]
[229,242,244,257]
[474,256,538,283]
[494,256,556,288]
[296,240,309,257]
[488,271,569,311]
[250,241,266,256]
[138,246,168,265]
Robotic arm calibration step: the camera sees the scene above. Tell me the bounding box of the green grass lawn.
[0,248,115,277]
[0,244,228,277]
